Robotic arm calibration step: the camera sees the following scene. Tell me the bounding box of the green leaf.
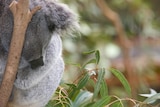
[77,73,90,89]
[67,83,78,100]
[83,59,96,66]
[69,89,80,101]
[81,59,96,69]
[70,63,82,68]
[84,102,95,107]
[66,83,77,89]
[143,93,160,104]
[100,79,108,98]
[83,50,96,54]
[110,101,122,107]
[95,50,100,64]
[72,91,93,107]
[68,73,90,101]
[109,68,131,96]
[92,96,111,107]
[93,68,105,100]
[85,59,96,65]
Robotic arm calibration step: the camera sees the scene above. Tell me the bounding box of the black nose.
[29,56,44,69]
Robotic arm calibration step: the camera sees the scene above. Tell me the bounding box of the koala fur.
[0,0,79,107]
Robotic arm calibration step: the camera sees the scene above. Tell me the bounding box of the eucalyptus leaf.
[69,89,80,101]
[72,91,93,107]
[95,50,100,64]
[67,83,78,100]
[140,88,157,98]
[83,50,96,54]
[92,96,111,107]
[69,73,90,100]
[77,73,90,89]
[100,79,108,98]
[66,83,77,89]
[110,101,122,107]
[93,68,105,100]
[109,68,131,96]
[84,102,95,107]
[143,93,160,104]
[82,59,96,69]
[70,63,82,68]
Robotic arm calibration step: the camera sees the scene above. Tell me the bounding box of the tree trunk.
[0,0,40,106]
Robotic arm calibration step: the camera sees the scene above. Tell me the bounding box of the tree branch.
[96,0,139,98]
[0,0,40,106]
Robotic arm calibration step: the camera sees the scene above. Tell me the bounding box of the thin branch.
[96,0,139,98]
[0,0,40,106]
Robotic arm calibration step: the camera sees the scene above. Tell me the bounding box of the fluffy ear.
[44,2,79,35]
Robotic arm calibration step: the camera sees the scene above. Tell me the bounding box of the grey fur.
[0,0,79,107]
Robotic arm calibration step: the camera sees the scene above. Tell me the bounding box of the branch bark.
[0,0,40,106]
[96,0,139,98]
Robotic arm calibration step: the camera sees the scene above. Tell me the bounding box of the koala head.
[0,0,79,68]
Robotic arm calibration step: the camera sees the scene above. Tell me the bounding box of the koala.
[0,0,79,107]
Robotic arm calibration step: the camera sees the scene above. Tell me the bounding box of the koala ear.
[44,2,79,35]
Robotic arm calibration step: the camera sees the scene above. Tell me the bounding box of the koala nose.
[29,56,44,69]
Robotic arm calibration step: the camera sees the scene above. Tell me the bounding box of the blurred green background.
[60,0,160,98]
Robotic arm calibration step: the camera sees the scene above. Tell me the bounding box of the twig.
[0,0,40,106]
[95,0,139,98]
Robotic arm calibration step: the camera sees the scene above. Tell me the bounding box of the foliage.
[61,0,160,76]
[46,50,156,107]
[46,0,160,106]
